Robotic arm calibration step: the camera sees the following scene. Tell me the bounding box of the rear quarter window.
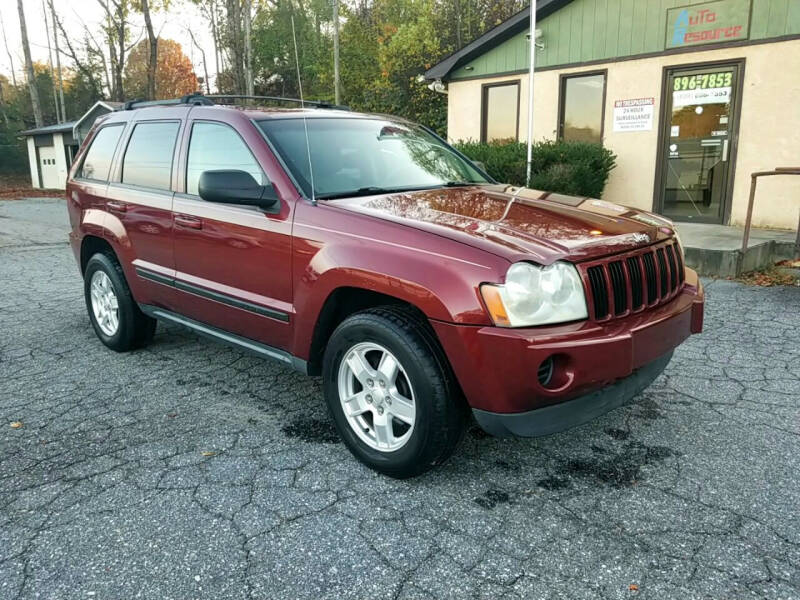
[121,121,181,190]
[78,124,125,181]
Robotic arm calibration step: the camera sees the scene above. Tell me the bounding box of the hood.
[331,185,678,264]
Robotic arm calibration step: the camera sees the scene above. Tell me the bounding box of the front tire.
[322,306,466,478]
[84,252,156,352]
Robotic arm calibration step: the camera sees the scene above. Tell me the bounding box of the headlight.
[481,261,588,327]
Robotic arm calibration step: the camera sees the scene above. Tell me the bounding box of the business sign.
[612,98,654,132]
[666,0,751,49]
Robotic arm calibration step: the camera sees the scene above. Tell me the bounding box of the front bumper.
[473,350,672,437]
[431,268,704,426]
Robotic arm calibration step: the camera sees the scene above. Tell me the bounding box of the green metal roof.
[426,0,800,82]
[18,121,77,137]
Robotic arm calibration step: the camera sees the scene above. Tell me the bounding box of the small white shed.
[18,100,121,190]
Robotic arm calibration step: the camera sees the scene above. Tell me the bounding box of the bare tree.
[0,78,10,127]
[243,0,253,96]
[139,0,157,99]
[49,0,66,120]
[224,0,245,94]
[66,7,112,97]
[97,0,139,101]
[54,10,105,98]
[186,27,210,94]
[333,0,340,104]
[17,0,44,127]
[0,9,17,86]
[41,0,60,122]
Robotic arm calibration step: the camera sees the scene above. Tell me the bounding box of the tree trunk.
[187,27,211,94]
[41,0,60,122]
[333,0,340,104]
[141,0,157,99]
[209,1,222,78]
[225,0,245,94]
[0,79,10,127]
[115,1,126,101]
[243,0,253,96]
[17,0,43,127]
[0,9,17,86]
[49,0,66,120]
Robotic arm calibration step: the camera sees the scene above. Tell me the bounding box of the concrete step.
[674,223,799,277]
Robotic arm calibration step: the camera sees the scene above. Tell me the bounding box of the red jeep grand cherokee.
[67,95,704,478]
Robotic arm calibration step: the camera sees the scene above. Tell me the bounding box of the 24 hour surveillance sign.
[612,98,654,132]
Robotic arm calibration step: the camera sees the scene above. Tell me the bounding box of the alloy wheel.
[89,270,120,336]
[337,342,416,452]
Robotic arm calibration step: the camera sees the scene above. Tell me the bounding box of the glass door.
[657,64,739,223]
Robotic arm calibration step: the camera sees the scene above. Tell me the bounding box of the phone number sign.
[612,98,655,132]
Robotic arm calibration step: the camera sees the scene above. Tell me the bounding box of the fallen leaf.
[10,421,23,429]
[629,584,639,592]
[201,451,216,457]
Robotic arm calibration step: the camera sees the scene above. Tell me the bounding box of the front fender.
[291,204,510,359]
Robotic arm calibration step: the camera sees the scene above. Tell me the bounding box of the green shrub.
[454,139,617,199]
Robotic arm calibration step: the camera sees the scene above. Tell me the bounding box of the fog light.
[537,356,554,387]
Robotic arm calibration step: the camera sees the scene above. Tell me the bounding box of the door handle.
[107,200,127,213]
[175,214,203,229]
[722,139,729,162]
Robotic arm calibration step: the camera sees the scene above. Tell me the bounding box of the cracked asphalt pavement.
[1,198,799,599]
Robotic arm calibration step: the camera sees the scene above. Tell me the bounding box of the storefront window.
[559,72,606,143]
[481,82,519,143]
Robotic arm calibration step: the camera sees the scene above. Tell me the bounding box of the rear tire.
[322,306,466,478]
[84,252,156,352]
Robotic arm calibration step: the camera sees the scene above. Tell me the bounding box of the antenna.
[290,13,316,205]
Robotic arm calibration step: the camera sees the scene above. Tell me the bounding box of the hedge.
[454,139,617,199]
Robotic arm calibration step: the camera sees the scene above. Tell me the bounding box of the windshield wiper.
[442,181,474,187]
[316,181,482,201]
[316,186,423,200]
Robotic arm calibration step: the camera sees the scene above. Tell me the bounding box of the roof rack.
[116,92,214,111]
[207,94,350,111]
[114,93,350,112]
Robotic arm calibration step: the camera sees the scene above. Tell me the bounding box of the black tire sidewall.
[323,315,444,476]
[83,253,136,351]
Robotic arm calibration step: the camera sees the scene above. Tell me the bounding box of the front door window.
[658,64,739,223]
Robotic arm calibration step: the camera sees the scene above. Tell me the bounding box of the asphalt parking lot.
[1,198,799,600]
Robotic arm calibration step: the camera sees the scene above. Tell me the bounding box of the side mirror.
[198,169,279,212]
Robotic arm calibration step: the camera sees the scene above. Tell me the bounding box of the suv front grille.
[580,240,685,321]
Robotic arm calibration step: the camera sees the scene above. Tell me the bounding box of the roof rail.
[116,92,214,111]
[207,94,350,111]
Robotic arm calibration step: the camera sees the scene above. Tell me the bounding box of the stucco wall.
[447,38,800,230]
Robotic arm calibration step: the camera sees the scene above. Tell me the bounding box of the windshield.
[257,117,491,199]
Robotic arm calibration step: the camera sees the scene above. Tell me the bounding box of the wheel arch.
[80,234,117,274]
[304,286,434,376]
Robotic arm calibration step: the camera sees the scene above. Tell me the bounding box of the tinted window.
[121,121,180,190]
[259,118,489,199]
[79,125,124,181]
[186,122,264,195]
[482,83,519,143]
[560,73,606,143]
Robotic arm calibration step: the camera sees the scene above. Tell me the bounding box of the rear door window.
[185,121,265,196]
[121,121,180,190]
[78,124,124,181]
